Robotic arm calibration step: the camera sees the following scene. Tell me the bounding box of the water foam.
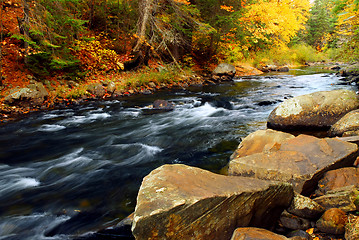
[38,124,66,132]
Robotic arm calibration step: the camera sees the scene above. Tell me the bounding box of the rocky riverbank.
[0,63,262,123]
[87,89,359,240]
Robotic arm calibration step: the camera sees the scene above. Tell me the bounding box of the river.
[0,67,356,239]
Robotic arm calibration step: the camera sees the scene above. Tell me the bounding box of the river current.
[0,68,356,239]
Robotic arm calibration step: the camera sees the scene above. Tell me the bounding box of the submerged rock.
[228,134,358,195]
[132,164,293,240]
[267,90,359,131]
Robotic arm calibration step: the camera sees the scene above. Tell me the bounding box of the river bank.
[0,63,262,123]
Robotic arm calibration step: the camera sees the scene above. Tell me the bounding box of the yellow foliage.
[220,5,235,12]
[239,0,310,47]
[336,0,359,38]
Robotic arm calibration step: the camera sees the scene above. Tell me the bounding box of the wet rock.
[228,134,358,195]
[230,129,295,160]
[86,83,106,98]
[278,66,290,72]
[313,185,359,212]
[212,63,236,81]
[287,230,313,240]
[316,208,347,235]
[329,109,359,137]
[267,90,359,131]
[345,215,359,240]
[231,227,289,240]
[4,82,49,106]
[315,167,359,196]
[287,192,325,219]
[279,211,312,230]
[153,99,174,110]
[132,164,293,240]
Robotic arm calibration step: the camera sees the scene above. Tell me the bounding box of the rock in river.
[132,164,293,240]
[228,134,358,196]
[267,90,359,131]
[329,109,359,137]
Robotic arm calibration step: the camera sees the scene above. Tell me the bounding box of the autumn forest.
[0,0,358,116]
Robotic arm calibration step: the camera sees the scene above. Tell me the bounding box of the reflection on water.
[0,69,356,239]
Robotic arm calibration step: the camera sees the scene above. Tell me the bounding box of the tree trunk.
[133,0,154,52]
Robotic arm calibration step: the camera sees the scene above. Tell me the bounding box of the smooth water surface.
[0,68,355,239]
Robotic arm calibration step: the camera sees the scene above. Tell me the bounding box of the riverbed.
[0,67,356,239]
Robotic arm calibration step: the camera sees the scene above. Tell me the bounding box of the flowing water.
[0,68,356,239]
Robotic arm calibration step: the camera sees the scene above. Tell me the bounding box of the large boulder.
[132,164,293,240]
[315,167,359,196]
[231,227,289,240]
[212,63,236,82]
[228,135,358,195]
[230,129,294,160]
[267,90,359,131]
[329,109,359,137]
[4,82,49,106]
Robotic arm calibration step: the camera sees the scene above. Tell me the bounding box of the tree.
[305,0,335,51]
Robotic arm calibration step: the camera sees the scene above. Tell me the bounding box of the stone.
[107,81,116,93]
[132,164,293,240]
[279,211,312,230]
[315,167,359,196]
[287,230,313,240]
[148,82,156,88]
[313,185,359,212]
[228,134,358,195]
[213,63,236,76]
[86,83,106,97]
[329,109,359,137]
[230,227,289,240]
[230,129,294,160]
[277,66,290,72]
[267,90,359,131]
[4,82,49,106]
[287,192,325,219]
[316,208,347,235]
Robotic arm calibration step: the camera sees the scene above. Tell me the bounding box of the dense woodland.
[0,0,359,104]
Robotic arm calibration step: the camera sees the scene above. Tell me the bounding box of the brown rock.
[287,192,325,219]
[329,110,359,137]
[279,211,312,230]
[316,167,359,196]
[316,208,347,235]
[132,164,294,240]
[87,83,106,97]
[230,129,294,160]
[267,90,359,131]
[313,185,359,212]
[231,227,289,240]
[228,135,358,195]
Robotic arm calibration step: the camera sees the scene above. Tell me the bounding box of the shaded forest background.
[0,0,359,97]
